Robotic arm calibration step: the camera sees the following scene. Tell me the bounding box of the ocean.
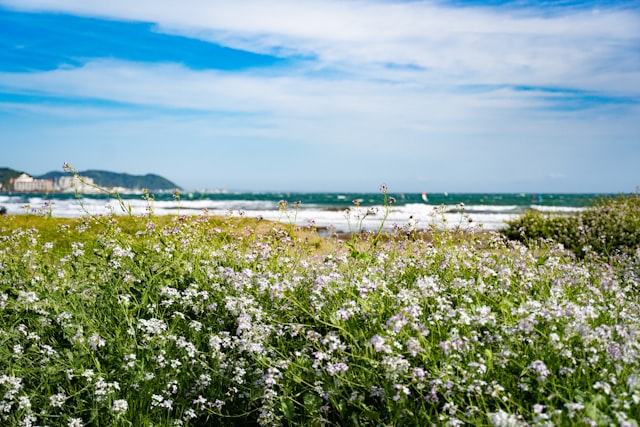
[0,192,614,232]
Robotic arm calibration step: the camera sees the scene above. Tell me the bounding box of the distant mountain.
[37,170,181,191]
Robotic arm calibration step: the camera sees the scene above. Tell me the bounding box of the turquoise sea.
[0,192,620,231]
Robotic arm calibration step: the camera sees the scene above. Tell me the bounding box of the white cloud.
[0,59,565,139]
[1,57,636,141]
[2,0,639,95]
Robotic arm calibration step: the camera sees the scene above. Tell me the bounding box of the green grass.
[0,200,639,426]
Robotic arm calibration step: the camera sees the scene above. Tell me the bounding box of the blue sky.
[0,0,638,192]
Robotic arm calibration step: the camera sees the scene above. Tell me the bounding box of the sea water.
[0,192,611,232]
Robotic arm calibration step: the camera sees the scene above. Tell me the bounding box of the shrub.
[502,194,640,258]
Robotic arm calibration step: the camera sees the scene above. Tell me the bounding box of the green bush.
[502,194,640,257]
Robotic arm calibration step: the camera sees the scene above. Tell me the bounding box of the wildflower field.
[1,193,639,426]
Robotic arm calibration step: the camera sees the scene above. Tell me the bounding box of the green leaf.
[281,396,296,420]
[303,392,323,412]
[484,348,493,374]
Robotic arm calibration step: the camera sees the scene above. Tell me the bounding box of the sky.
[0,0,639,193]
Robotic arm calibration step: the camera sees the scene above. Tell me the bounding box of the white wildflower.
[87,333,105,350]
[189,320,203,332]
[67,418,84,427]
[94,377,120,402]
[406,337,424,357]
[488,410,525,427]
[564,402,585,419]
[49,392,66,408]
[112,245,134,259]
[17,291,39,305]
[370,335,391,353]
[112,399,128,415]
[529,360,550,382]
[626,374,639,390]
[138,318,167,335]
[193,395,208,410]
[151,394,173,410]
[412,367,427,382]
[81,369,95,381]
[118,294,131,306]
[123,354,136,371]
[593,381,612,395]
[197,374,211,388]
[17,396,31,410]
[184,408,197,420]
[20,413,37,427]
[40,344,57,357]
[13,344,23,356]
[56,312,73,327]
[326,362,349,376]
[392,384,411,401]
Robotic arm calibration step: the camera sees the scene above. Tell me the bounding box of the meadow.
[0,189,639,426]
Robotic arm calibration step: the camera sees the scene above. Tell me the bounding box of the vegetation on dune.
[502,193,640,258]
[0,189,639,426]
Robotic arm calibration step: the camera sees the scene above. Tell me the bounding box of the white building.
[11,174,54,192]
[57,175,102,194]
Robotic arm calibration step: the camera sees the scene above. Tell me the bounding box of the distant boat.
[421,192,429,203]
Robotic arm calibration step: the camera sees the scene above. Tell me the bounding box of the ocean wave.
[530,205,585,213]
[0,193,601,232]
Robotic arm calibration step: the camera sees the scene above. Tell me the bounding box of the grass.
[0,191,639,426]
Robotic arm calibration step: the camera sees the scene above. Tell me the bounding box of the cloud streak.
[3,0,638,94]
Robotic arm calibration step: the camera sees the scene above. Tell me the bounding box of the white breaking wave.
[0,196,525,232]
[530,205,585,213]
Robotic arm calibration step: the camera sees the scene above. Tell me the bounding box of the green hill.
[0,167,24,191]
[37,170,181,191]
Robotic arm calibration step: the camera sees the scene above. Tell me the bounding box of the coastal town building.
[10,173,54,192]
[57,175,101,194]
[6,173,104,193]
